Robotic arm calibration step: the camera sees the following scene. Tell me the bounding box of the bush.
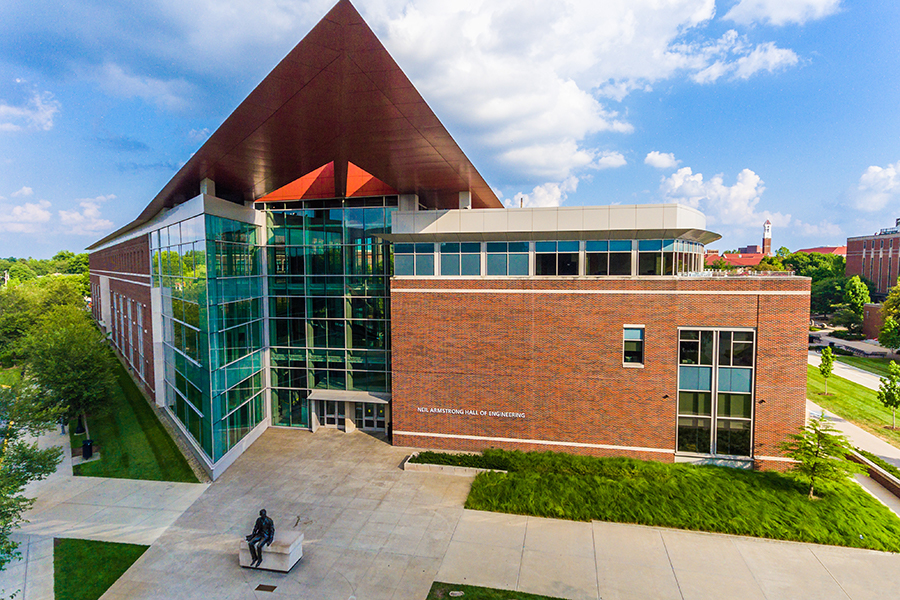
[830,331,866,341]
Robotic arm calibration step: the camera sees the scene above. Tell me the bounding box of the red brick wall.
[846,238,864,282]
[89,235,154,398]
[863,303,885,340]
[390,277,810,468]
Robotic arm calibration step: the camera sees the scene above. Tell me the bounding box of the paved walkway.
[808,350,883,390]
[0,429,208,600]
[8,422,900,600]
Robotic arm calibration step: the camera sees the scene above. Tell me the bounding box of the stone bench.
[239,530,304,572]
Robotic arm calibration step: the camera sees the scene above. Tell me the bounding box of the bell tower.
[762,220,772,256]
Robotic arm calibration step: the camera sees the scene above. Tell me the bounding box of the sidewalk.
[0,428,208,600]
[807,350,882,390]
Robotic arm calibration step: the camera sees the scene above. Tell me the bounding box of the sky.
[1,0,899,258]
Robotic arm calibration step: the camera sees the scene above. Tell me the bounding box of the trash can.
[82,439,93,460]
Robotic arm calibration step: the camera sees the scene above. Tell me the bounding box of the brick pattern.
[390,277,810,469]
[846,235,900,296]
[89,235,154,398]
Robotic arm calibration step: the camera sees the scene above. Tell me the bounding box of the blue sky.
[0,0,898,258]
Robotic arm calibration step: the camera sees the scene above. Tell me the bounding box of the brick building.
[89,0,808,478]
[847,220,900,298]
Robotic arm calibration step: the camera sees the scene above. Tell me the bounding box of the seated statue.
[245,509,275,568]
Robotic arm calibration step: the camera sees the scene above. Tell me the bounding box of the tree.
[0,377,63,571]
[880,317,900,351]
[781,413,863,499]
[819,347,834,395]
[810,277,844,315]
[20,305,117,422]
[776,246,791,258]
[830,306,863,334]
[843,275,871,317]
[753,256,785,271]
[6,263,35,282]
[709,257,737,271]
[878,361,900,429]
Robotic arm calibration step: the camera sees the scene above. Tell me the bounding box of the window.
[440,242,481,276]
[677,329,755,457]
[623,327,644,365]
[486,242,529,276]
[394,243,435,276]
[535,241,579,275]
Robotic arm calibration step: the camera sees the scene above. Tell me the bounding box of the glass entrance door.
[319,400,345,429]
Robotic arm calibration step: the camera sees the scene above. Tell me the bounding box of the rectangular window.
[440,242,481,276]
[486,242,529,276]
[623,327,644,365]
[535,241,579,276]
[394,243,435,276]
[677,328,755,458]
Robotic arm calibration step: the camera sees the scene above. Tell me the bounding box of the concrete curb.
[849,450,900,500]
[402,452,507,476]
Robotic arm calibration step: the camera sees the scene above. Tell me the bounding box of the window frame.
[622,325,645,367]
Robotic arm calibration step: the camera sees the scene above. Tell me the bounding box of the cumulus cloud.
[507,177,579,208]
[733,43,799,79]
[853,161,900,212]
[795,219,842,238]
[0,200,52,233]
[645,151,681,170]
[595,151,627,170]
[11,186,33,197]
[95,63,194,111]
[725,0,841,26]
[660,166,790,227]
[685,31,799,83]
[58,195,116,235]
[0,91,60,131]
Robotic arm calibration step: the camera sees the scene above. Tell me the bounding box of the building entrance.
[319,400,345,429]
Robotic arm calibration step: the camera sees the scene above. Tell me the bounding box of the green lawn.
[808,365,900,446]
[451,449,900,552]
[54,538,147,600]
[0,366,21,387]
[835,355,896,378]
[427,582,564,600]
[70,363,198,482]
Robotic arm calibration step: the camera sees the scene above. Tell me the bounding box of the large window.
[486,242,529,276]
[535,241,579,275]
[440,242,481,276]
[677,329,755,457]
[394,243,435,276]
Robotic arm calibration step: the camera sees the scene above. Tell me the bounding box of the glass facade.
[151,214,265,462]
[266,197,397,429]
[676,328,755,457]
[394,239,706,277]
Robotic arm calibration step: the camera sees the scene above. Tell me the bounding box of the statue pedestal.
[239,530,304,572]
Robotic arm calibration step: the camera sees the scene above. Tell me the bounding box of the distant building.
[706,221,772,268]
[795,246,846,257]
[847,218,900,298]
[762,220,772,256]
[863,303,884,340]
[738,245,762,254]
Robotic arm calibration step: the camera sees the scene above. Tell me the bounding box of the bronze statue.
[245,509,275,568]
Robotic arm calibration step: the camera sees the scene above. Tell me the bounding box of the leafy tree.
[708,257,737,271]
[20,305,117,422]
[880,316,900,351]
[776,246,791,258]
[819,347,834,395]
[781,413,863,500]
[783,252,845,283]
[810,277,844,315]
[843,275,871,317]
[0,377,63,571]
[830,306,863,334]
[878,361,900,429]
[753,256,785,271]
[6,263,36,282]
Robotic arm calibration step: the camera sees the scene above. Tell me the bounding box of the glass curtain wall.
[676,328,755,457]
[266,197,397,429]
[151,214,265,463]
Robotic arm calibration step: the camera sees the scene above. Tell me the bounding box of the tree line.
[0,269,117,571]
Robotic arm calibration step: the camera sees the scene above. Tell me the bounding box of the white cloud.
[853,161,900,212]
[11,186,33,198]
[188,128,210,142]
[0,200,52,233]
[733,43,799,79]
[58,195,115,235]
[659,166,790,227]
[725,0,841,26]
[507,177,579,208]
[0,91,60,132]
[795,219,842,238]
[95,63,194,111]
[645,151,681,170]
[595,151,627,170]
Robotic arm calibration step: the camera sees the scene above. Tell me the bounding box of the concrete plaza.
[5,422,900,599]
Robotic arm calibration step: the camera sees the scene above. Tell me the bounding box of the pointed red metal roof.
[91,0,499,248]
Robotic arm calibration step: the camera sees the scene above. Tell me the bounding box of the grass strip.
[427,582,564,600]
[461,449,900,552]
[807,364,900,448]
[54,538,147,600]
[410,451,508,470]
[835,355,896,378]
[72,362,197,482]
[857,448,900,480]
